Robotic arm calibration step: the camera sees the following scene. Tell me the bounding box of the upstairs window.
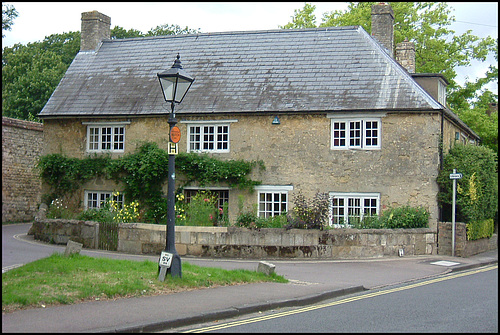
[330,117,381,150]
[84,121,129,153]
[184,120,237,153]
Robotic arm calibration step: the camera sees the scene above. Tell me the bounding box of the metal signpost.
[449,169,463,257]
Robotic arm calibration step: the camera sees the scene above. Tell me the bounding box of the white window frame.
[255,185,293,218]
[84,190,124,210]
[329,192,380,227]
[328,114,383,150]
[182,120,237,153]
[83,121,130,153]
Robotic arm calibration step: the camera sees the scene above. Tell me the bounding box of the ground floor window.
[84,191,124,210]
[329,192,380,227]
[255,185,293,218]
[184,189,229,209]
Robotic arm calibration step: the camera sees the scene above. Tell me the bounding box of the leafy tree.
[146,24,200,36]
[111,26,143,39]
[279,3,317,29]
[2,3,17,37]
[281,2,498,154]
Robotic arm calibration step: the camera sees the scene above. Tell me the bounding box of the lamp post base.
[167,252,182,278]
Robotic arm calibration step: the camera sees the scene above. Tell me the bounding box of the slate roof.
[39,26,443,118]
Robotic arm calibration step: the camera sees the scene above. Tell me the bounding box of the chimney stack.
[80,11,111,51]
[396,38,416,73]
[371,3,394,57]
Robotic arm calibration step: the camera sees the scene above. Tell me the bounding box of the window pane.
[365,121,379,147]
[189,126,201,151]
[101,127,112,150]
[113,127,124,150]
[349,121,361,147]
[332,122,346,147]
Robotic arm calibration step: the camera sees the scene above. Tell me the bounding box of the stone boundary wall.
[2,117,44,222]
[118,224,438,259]
[30,220,442,259]
[437,221,498,257]
[29,219,98,249]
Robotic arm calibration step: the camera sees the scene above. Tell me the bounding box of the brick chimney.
[396,38,416,73]
[371,3,394,57]
[80,11,111,51]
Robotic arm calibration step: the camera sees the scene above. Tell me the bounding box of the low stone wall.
[29,220,436,259]
[118,224,437,259]
[29,220,496,259]
[29,219,98,249]
[437,221,498,257]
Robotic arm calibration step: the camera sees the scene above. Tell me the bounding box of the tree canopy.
[2,3,18,37]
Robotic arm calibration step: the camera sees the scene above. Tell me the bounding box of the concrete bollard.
[257,261,276,276]
[65,240,83,256]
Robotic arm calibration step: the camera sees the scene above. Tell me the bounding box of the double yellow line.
[183,264,497,333]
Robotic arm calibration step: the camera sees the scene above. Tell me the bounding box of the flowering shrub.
[184,191,218,226]
[285,192,329,230]
[77,192,140,224]
[46,198,74,219]
[108,193,140,223]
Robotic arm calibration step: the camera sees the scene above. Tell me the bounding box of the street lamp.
[157,54,194,278]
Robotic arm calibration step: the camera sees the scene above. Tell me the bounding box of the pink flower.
[204,199,210,202]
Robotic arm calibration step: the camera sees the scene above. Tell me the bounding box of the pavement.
[2,232,498,333]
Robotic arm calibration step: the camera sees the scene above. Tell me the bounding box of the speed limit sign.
[159,251,173,268]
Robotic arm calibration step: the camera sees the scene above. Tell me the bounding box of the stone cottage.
[37,4,479,229]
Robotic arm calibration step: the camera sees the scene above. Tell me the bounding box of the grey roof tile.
[39,26,442,118]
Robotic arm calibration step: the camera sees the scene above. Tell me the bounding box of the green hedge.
[466,219,495,240]
[437,143,498,224]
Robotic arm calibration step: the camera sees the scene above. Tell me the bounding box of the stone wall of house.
[2,117,44,222]
[42,111,444,228]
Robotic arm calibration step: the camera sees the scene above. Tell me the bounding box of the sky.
[2,2,498,93]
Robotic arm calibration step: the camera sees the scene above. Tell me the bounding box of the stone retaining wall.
[30,220,440,259]
[117,224,437,259]
[29,220,497,259]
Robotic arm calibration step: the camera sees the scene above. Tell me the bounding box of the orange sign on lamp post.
[170,126,181,143]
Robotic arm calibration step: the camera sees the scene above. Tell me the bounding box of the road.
[171,265,498,333]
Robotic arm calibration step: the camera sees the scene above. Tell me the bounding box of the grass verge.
[2,252,287,313]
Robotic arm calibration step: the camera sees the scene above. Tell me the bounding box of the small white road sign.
[449,173,463,179]
[159,251,173,268]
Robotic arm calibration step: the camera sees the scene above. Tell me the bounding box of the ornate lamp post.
[157,54,194,278]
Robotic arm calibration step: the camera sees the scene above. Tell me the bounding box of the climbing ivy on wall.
[37,153,111,202]
[37,142,264,217]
